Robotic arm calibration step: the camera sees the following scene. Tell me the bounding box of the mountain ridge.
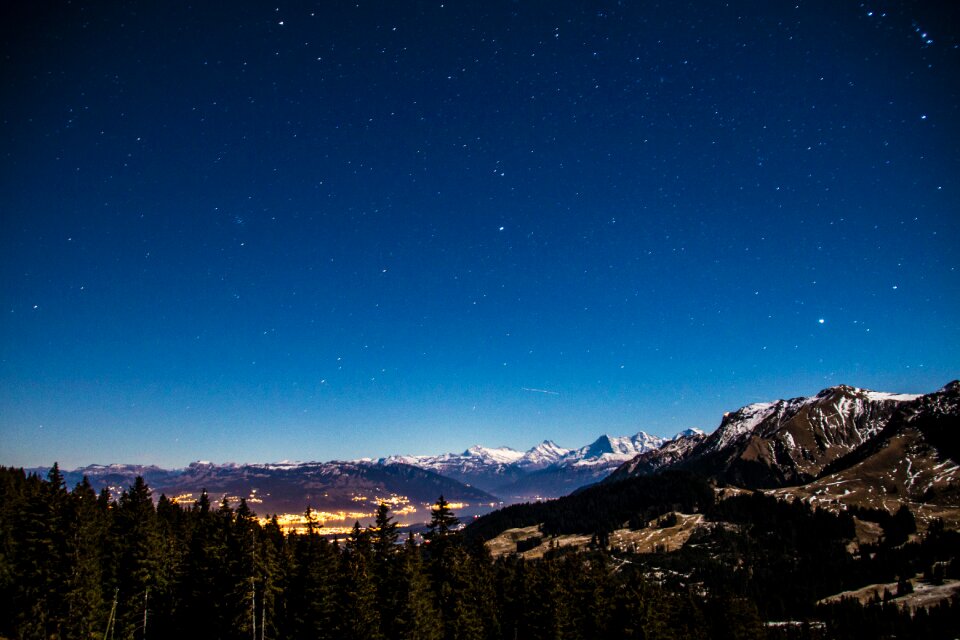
[380,430,681,499]
[606,381,958,504]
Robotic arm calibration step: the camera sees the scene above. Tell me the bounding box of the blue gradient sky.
[1,1,958,469]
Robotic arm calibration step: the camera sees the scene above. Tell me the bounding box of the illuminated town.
[154,489,439,535]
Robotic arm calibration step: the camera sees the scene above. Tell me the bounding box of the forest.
[0,465,957,639]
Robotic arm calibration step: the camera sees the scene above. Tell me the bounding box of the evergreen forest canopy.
[1,465,958,640]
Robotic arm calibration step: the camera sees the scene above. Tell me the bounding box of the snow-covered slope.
[517,440,571,470]
[558,433,666,468]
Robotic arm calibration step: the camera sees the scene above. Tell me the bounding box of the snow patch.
[863,391,922,403]
[712,402,777,450]
[463,445,526,464]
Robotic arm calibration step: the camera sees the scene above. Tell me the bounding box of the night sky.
[2,1,958,469]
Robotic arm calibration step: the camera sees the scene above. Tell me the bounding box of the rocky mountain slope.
[607,381,959,526]
[608,384,934,488]
[771,381,960,524]
[613,429,707,478]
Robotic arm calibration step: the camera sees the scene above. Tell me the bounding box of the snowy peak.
[702,383,920,455]
[607,428,708,481]
[562,432,666,467]
[580,434,617,458]
[811,383,922,404]
[518,440,571,470]
[377,430,670,498]
[462,445,526,465]
[706,401,782,453]
[938,380,960,394]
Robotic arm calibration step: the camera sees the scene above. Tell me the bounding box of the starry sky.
[1,1,958,469]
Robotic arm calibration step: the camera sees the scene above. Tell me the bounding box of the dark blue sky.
[2,1,958,468]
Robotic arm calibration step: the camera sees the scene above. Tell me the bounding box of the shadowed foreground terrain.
[1,465,958,639]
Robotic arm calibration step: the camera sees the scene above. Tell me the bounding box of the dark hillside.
[466,471,714,542]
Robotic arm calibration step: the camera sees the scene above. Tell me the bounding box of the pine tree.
[426,496,460,542]
[896,575,914,597]
[439,547,487,640]
[372,502,400,557]
[258,515,286,640]
[11,465,72,638]
[177,490,228,637]
[152,493,188,638]
[371,502,401,637]
[337,537,383,639]
[393,536,442,640]
[63,477,108,638]
[0,467,28,638]
[559,552,614,638]
[112,476,164,640]
[285,524,338,639]
[422,498,488,640]
[222,498,260,637]
[347,519,373,562]
[520,557,567,639]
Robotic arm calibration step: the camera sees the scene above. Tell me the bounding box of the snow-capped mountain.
[518,440,571,470]
[382,431,672,500]
[380,439,577,497]
[35,382,955,523]
[379,444,544,494]
[382,440,572,476]
[560,433,667,467]
[607,384,937,489]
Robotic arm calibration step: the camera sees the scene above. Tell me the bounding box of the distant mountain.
[383,431,672,500]
[606,383,956,497]
[567,433,667,466]
[49,460,498,518]
[492,432,671,500]
[380,441,566,495]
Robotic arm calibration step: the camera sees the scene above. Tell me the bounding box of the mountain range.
[37,381,957,527]
[380,430,674,500]
[45,429,681,518]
